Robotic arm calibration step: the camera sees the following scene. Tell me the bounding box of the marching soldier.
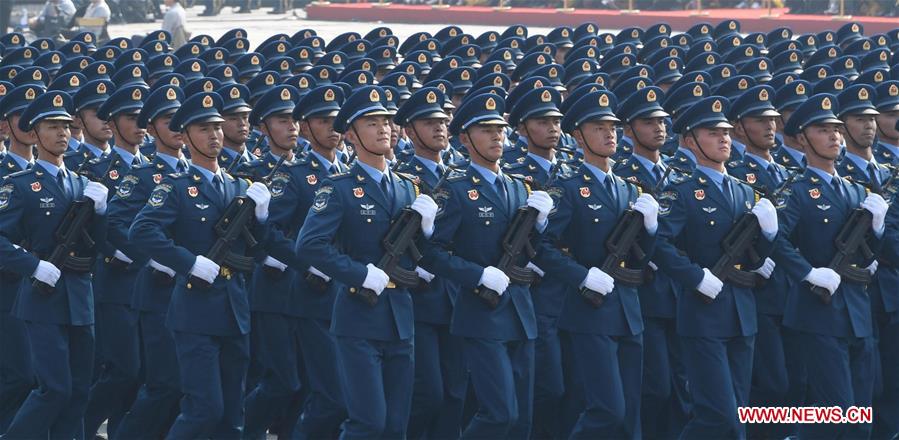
[612,86,690,439]
[873,81,899,167]
[296,85,437,439]
[773,93,886,439]
[219,86,257,172]
[0,84,41,434]
[83,82,151,439]
[420,93,553,438]
[724,85,796,439]
[276,84,350,439]
[241,84,304,439]
[393,87,467,439]
[504,86,571,440]
[772,80,811,171]
[0,90,109,439]
[130,91,272,438]
[536,88,660,438]
[833,84,898,439]
[654,96,780,438]
[64,80,115,170]
[113,84,190,440]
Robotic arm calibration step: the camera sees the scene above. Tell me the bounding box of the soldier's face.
[875,110,899,143]
[302,116,341,150]
[625,117,666,150]
[776,111,793,133]
[1,115,38,145]
[75,108,113,144]
[148,114,183,151]
[687,127,731,164]
[737,116,777,150]
[840,114,877,149]
[34,120,71,156]
[261,114,299,151]
[800,123,842,160]
[519,116,561,150]
[111,113,147,147]
[222,111,250,145]
[408,118,449,151]
[461,124,505,162]
[185,121,223,157]
[347,115,391,155]
[389,120,402,149]
[575,120,618,157]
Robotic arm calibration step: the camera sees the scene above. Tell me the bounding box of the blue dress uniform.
[535,89,654,439]
[113,85,190,440]
[502,86,572,440]
[1,91,108,439]
[771,80,810,172]
[0,84,40,434]
[266,84,351,440]
[654,97,775,439]
[420,94,539,439]
[238,85,306,439]
[724,85,798,439]
[63,80,116,170]
[773,94,878,439]
[82,83,151,438]
[393,88,467,440]
[834,85,899,439]
[295,86,418,439]
[130,92,265,439]
[612,86,690,440]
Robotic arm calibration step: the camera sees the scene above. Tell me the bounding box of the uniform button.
[485,221,490,225]
[824,218,829,223]
[593,218,599,223]
[226,275,232,280]
[45,211,50,216]
[349,287,357,293]
[201,217,206,222]
[187,283,192,289]
[710,221,715,226]
[367,219,372,223]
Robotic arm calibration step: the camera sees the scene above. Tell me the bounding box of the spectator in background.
[82,0,111,37]
[162,0,189,48]
[29,0,76,37]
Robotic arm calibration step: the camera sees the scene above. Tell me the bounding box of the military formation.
[0,18,897,440]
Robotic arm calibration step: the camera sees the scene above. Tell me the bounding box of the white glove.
[861,193,887,234]
[84,181,108,214]
[113,250,133,264]
[308,266,331,282]
[411,194,438,237]
[190,255,220,284]
[263,256,287,272]
[696,268,724,300]
[149,259,175,277]
[804,267,841,295]
[751,198,778,236]
[362,263,390,296]
[415,266,435,283]
[32,260,61,287]
[526,261,545,277]
[246,182,271,222]
[479,266,510,295]
[866,260,878,275]
[582,267,615,295]
[751,257,776,279]
[527,190,553,225]
[633,194,659,233]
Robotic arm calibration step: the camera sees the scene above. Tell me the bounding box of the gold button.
[349,287,356,293]
[105,257,111,263]
[485,221,490,225]
[46,211,50,215]
[824,218,829,223]
[201,217,206,222]
[367,218,372,223]
[226,274,232,280]
[710,221,715,225]
[187,283,192,289]
[593,218,599,223]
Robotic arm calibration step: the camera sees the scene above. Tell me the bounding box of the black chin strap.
[350,124,384,157]
[577,126,611,159]
[186,129,217,160]
[690,130,722,165]
[409,121,444,154]
[261,121,294,155]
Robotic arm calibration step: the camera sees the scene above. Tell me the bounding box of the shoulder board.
[165,172,188,179]
[446,169,468,182]
[328,171,353,181]
[726,159,742,169]
[7,169,35,179]
[503,161,525,170]
[88,157,104,166]
[133,161,156,170]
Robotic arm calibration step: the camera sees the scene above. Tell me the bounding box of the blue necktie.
[58,170,72,199]
[213,174,225,204]
[604,175,616,202]
[867,163,880,186]
[768,164,782,185]
[495,177,508,212]
[722,178,735,212]
[381,175,393,211]
[652,164,664,185]
[831,177,844,199]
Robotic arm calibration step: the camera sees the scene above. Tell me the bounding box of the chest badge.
[694,189,705,200]
[31,182,42,192]
[188,186,199,197]
[468,189,479,200]
[745,173,756,184]
[109,169,119,180]
[307,174,318,185]
[195,203,209,210]
[817,204,831,210]
[809,188,821,199]
[360,204,376,215]
[702,206,716,213]
[579,187,591,198]
[587,204,602,210]
[39,197,55,208]
[153,173,162,184]
[353,187,365,198]
[478,206,494,217]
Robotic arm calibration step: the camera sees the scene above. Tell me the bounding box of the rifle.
[353,164,456,306]
[697,167,799,304]
[473,162,563,309]
[579,165,676,308]
[809,165,898,304]
[32,156,113,293]
[188,154,288,290]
